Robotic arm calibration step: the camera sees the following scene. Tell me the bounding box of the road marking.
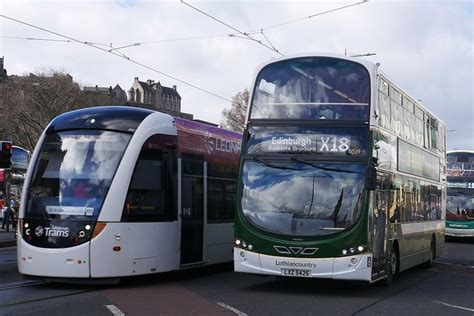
[216,302,248,316]
[435,261,474,269]
[433,300,474,312]
[105,304,125,316]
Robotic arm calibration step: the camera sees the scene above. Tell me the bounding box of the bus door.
[180,154,204,265]
[372,173,389,277]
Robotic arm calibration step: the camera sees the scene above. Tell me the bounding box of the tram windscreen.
[250,57,370,120]
[241,161,366,236]
[26,130,131,219]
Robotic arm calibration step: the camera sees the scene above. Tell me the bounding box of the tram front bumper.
[18,239,90,278]
[234,248,372,282]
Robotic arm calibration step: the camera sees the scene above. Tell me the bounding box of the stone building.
[83,84,127,103]
[127,77,192,119]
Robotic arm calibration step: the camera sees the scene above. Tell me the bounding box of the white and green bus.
[234,54,446,284]
[446,150,474,238]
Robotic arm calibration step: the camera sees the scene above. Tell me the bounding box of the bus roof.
[250,53,444,126]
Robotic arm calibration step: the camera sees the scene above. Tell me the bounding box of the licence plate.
[280,268,311,278]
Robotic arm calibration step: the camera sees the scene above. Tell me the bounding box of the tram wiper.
[290,157,361,174]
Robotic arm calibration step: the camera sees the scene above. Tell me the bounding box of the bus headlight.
[235,239,253,251]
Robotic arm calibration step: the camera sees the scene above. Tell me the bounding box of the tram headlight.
[235,239,241,246]
[78,231,86,238]
[349,248,355,254]
[85,224,91,231]
[342,249,348,255]
[24,223,29,228]
[357,246,364,252]
[242,241,247,248]
[247,244,253,251]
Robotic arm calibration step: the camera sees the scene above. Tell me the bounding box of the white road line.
[433,300,474,312]
[435,261,474,269]
[216,302,248,316]
[105,304,125,316]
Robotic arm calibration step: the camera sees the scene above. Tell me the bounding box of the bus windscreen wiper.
[290,156,361,174]
[250,155,298,170]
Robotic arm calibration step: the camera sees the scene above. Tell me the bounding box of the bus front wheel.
[382,244,398,286]
[423,237,436,268]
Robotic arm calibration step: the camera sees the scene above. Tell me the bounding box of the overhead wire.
[1,0,368,53]
[1,1,369,103]
[180,0,284,56]
[0,14,233,103]
[247,0,368,32]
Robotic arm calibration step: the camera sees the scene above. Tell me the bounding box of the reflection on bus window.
[250,57,370,120]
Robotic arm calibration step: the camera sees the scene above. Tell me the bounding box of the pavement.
[0,228,17,248]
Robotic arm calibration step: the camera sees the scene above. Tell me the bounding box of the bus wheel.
[382,244,398,286]
[423,237,436,268]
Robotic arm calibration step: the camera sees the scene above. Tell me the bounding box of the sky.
[0,0,472,150]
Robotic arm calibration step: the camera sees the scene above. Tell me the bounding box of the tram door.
[372,173,389,277]
[180,154,204,265]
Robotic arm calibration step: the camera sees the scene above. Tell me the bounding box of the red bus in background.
[0,145,30,214]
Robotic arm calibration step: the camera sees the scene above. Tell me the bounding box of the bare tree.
[0,69,123,151]
[220,89,249,133]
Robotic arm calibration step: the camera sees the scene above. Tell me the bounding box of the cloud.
[1,0,472,149]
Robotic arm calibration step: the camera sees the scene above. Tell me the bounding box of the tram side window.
[207,163,237,223]
[122,147,177,222]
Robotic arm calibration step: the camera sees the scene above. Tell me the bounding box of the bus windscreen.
[250,57,370,120]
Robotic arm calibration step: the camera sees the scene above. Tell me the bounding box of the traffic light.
[0,141,13,169]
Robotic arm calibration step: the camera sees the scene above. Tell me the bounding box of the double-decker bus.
[446,150,474,237]
[234,54,446,284]
[18,106,241,280]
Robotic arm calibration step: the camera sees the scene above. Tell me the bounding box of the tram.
[18,106,241,280]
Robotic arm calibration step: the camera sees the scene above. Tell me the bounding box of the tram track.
[0,280,49,291]
[0,288,98,308]
[0,279,99,309]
